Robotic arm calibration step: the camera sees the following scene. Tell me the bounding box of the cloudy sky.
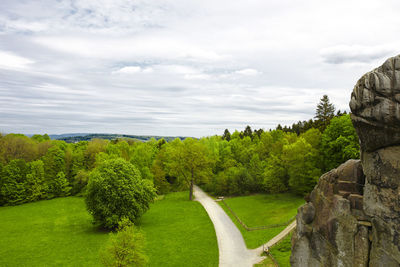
[1,0,399,137]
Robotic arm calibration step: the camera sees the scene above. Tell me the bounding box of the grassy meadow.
[0,197,108,266]
[219,193,303,249]
[0,191,218,267]
[139,191,218,267]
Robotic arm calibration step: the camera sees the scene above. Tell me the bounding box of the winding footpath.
[194,185,296,267]
[194,185,264,267]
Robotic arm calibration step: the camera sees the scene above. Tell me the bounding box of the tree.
[315,95,335,132]
[130,142,157,181]
[166,138,213,200]
[53,171,71,197]
[100,218,147,267]
[283,138,321,195]
[321,115,360,171]
[243,125,253,139]
[25,160,47,201]
[85,158,156,229]
[263,155,288,193]
[84,138,108,170]
[222,129,231,141]
[42,145,65,198]
[0,134,38,164]
[0,159,28,205]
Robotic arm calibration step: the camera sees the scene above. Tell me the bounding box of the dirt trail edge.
[193,185,264,267]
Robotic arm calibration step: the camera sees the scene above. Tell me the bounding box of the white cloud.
[0,50,33,70]
[113,66,142,74]
[235,68,260,76]
[112,66,154,75]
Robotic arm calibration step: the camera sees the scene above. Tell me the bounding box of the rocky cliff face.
[291,55,400,267]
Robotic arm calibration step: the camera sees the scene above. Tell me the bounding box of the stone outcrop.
[291,160,370,266]
[349,55,400,152]
[291,55,400,266]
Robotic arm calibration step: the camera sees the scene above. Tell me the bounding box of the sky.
[1,0,400,137]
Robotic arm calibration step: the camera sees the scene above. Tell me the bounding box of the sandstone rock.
[292,55,400,267]
[350,55,400,152]
[291,160,366,267]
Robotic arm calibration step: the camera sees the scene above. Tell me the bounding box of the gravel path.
[194,185,264,267]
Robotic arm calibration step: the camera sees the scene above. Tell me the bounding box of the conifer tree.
[315,95,335,132]
[222,129,231,141]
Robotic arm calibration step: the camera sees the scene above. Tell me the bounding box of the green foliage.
[100,218,147,267]
[263,155,287,193]
[25,160,47,202]
[283,138,321,195]
[31,134,50,142]
[222,129,231,141]
[321,115,360,171]
[0,159,28,205]
[85,158,156,229]
[269,233,292,267]
[53,171,71,197]
[166,138,213,200]
[0,134,38,164]
[71,169,89,195]
[0,110,360,206]
[130,141,157,181]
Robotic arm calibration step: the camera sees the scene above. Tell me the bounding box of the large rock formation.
[291,55,400,266]
[350,55,400,152]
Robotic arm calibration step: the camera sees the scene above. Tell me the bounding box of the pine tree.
[243,126,253,139]
[315,95,335,132]
[222,129,231,141]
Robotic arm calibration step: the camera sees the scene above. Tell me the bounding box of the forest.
[0,96,359,206]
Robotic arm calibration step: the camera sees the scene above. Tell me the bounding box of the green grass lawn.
[269,233,292,267]
[0,191,218,267]
[219,193,303,249]
[139,191,218,267]
[0,197,109,267]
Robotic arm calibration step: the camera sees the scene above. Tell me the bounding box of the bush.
[85,158,156,229]
[100,218,147,267]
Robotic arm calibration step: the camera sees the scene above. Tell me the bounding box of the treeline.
[0,114,359,206]
[57,133,187,143]
[202,114,358,196]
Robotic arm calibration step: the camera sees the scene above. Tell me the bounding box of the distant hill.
[50,133,188,143]
[48,133,92,140]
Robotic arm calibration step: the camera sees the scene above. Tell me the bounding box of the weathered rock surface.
[291,160,369,267]
[350,55,400,152]
[291,55,400,266]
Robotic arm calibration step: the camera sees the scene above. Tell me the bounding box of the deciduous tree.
[85,158,156,229]
[166,138,213,200]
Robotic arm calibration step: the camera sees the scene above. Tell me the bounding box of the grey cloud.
[320,45,395,64]
[1,0,399,137]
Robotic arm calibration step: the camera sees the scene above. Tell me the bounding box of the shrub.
[100,218,147,267]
